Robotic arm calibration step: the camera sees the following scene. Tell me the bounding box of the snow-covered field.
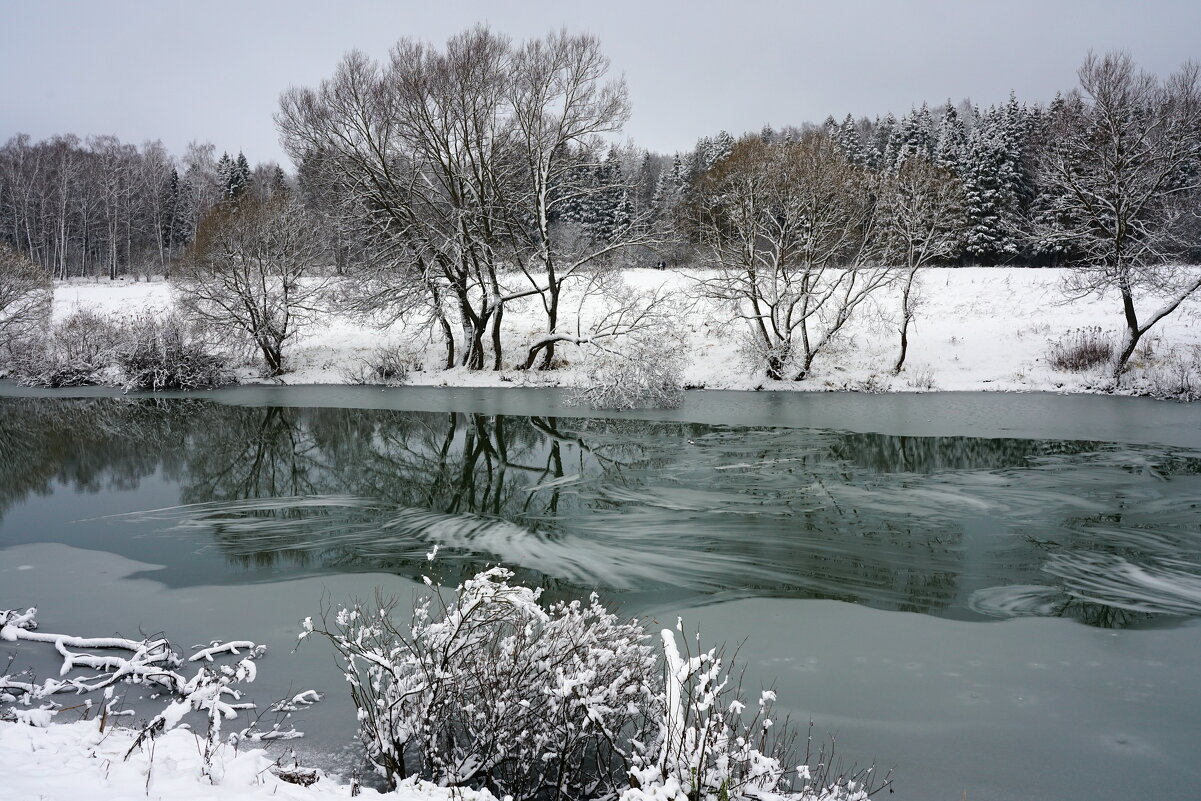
[0,717,490,801]
[50,267,1201,398]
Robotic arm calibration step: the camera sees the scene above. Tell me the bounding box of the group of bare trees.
[0,134,287,280]
[680,134,962,380]
[1032,52,1201,373]
[678,51,1201,381]
[277,26,662,374]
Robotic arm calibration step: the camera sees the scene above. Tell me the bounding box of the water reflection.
[3,397,1201,628]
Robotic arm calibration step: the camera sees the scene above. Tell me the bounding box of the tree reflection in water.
[3,396,1201,628]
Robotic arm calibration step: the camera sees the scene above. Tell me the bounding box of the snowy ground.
[51,267,1201,399]
[0,717,494,801]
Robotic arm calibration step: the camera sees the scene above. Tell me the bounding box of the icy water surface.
[2,386,1200,801]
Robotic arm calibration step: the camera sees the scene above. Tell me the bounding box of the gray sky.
[3,0,1199,166]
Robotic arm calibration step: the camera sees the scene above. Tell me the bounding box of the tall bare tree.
[875,158,965,373]
[503,31,656,370]
[279,26,656,372]
[1032,51,1201,375]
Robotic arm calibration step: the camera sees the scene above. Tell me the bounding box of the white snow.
[45,267,1201,397]
[0,717,499,801]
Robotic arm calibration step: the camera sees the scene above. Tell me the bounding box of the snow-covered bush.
[0,244,51,370]
[307,570,888,801]
[114,312,235,391]
[570,335,685,410]
[12,307,123,386]
[1125,343,1201,401]
[628,628,795,801]
[304,568,659,798]
[11,307,233,391]
[629,626,885,801]
[1045,326,1112,372]
[344,341,414,386]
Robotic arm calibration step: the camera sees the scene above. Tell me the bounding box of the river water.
[1,385,1199,800]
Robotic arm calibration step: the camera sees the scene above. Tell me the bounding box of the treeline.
[0,135,289,279]
[3,74,1197,281]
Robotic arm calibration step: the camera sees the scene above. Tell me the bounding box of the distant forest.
[4,61,1196,280]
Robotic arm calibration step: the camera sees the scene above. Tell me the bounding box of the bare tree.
[686,134,889,380]
[176,196,327,375]
[279,27,659,373]
[1032,51,1201,375]
[0,244,51,361]
[875,158,965,373]
[137,141,177,277]
[503,31,657,370]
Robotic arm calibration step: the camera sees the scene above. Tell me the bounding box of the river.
[2,385,1199,800]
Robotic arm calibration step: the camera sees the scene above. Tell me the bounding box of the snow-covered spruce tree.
[892,103,935,170]
[1031,51,1201,376]
[960,96,1032,264]
[933,101,968,175]
[827,114,867,168]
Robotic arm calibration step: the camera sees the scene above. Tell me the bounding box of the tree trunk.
[894,315,911,375]
[1113,278,1142,380]
[260,340,284,376]
[490,304,504,371]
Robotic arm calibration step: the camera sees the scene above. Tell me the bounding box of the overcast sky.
[3,0,1200,167]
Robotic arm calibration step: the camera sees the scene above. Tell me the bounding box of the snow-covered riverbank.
[50,267,1201,397]
[0,717,489,801]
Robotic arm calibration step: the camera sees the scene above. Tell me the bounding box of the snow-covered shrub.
[0,244,51,371]
[308,570,888,801]
[344,342,413,386]
[12,307,233,391]
[114,312,235,391]
[304,568,659,797]
[1125,343,1201,400]
[628,627,794,801]
[629,626,886,801]
[736,330,795,383]
[904,364,937,390]
[1045,326,1112,372]
[12,308,123,386]
[570,335,685,410]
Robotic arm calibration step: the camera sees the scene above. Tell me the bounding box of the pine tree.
[216,152,234,202]
[650,154,685,222]
[868,113,898,170]
[895,103,935,167]
[934,100,968,173]
[711,130,735,163]
[230,152,251,202]
[957,96,1033,263]
[829,114,866,166]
